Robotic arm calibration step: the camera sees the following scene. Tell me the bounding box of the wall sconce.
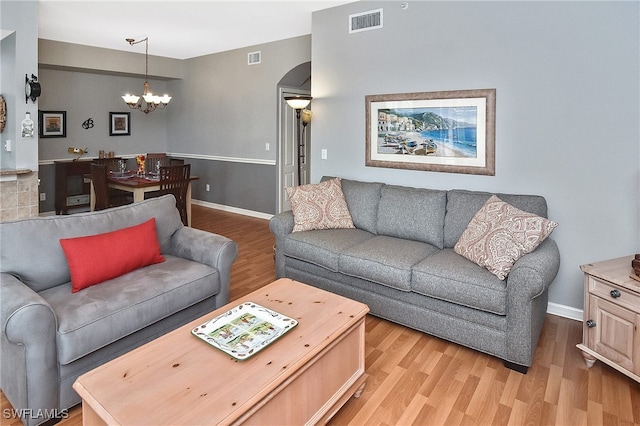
[285,95,312,186]
[301,109,313,127]
[25,74,41,104]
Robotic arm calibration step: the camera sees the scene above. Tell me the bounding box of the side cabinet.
[577,256,640,383]
[55,160,92,214]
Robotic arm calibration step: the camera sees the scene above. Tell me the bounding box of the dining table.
[90,172,199,226]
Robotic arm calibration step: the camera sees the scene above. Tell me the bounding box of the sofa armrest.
[504,238,560,366]
[269,211,295,278]
[1,273,59,424]
[168,227,238,305]
[508,238,561,299]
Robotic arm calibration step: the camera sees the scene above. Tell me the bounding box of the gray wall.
[36,35,311,215]
[1,0,39,171]
[311,1,639,311]
[38,69,171,160]
[165,35,311,214]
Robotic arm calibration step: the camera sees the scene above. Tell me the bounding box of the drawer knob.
[610,289,621,298]
[586,319,596,328]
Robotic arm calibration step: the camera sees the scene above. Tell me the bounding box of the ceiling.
[38,0,355,60]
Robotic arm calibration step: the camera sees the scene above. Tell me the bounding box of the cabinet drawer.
[589,276,640,314]
[67,194,90,206]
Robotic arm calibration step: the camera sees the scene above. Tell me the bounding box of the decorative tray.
[191,302,298,360]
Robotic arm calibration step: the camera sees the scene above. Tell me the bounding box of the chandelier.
[121,37,171,114]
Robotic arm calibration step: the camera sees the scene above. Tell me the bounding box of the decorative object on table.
[0,95,6,133]
[121,37,171,114]
[136,154,146,176]
[39,110,66,138]
[284,94,312,186]
[21,112,34,139]
[631,254,640,281]
[25,74,41,104]
[365,89,496,175]
[82,117,94,129]
[67,147,88,161]
[109,112,130,136]
[191,301,298,360]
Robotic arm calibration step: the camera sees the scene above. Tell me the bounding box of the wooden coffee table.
[72,278,369,425]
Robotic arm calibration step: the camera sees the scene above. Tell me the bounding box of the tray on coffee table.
[191,302,298,360]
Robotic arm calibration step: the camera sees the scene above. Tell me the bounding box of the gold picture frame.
[365,89,496,175]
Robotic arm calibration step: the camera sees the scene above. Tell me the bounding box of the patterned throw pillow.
[286,178,355,232]
[454,195,558,280]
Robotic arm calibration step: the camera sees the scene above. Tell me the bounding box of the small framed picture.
[109,112,131,136]
[39,111,66,138]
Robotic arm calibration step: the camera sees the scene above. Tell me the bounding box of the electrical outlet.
[321,149,328,160]
[205,184,210,192]
[40,193,46,201]
[265,143,270,151]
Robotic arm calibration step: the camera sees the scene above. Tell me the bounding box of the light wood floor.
[2,205,640,425]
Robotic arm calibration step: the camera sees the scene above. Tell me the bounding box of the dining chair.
[90,163,133,210]
[93,158,131,199]
[146,153,169,174]
[93,157,122,172]
[159,164,191,226]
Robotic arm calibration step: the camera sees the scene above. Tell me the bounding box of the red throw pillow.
[60,218,165,293]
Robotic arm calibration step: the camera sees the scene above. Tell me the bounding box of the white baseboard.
[547,302,582,321]
[191,199,273,220]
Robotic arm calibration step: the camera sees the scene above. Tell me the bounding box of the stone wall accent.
[0,172,40,222]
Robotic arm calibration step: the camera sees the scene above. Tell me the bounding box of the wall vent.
[349,8,383,33]
[248,51,261,65]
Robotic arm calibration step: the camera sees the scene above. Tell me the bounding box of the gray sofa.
[270,178,560,373]
[1,195,237,426]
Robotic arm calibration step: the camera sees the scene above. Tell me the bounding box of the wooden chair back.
[93,157,124,173]
[91,163,111,211]
[146,153,169,174]
[159,164,191,225]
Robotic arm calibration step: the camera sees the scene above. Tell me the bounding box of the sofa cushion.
[444,190,549,248]
[454,195,558,280]
[411,249,508,315]
[60,218,166,293]
[38,255,219,365]
[283,228,374,272]
[376,185,446,248]
[339,178,384,234]
[339,236,439,291]
[0,195,183,293]
[286,178,355,232]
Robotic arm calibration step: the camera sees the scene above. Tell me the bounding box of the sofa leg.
[503,360,529,374]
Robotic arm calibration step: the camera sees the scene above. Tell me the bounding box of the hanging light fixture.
[121,37,171,114]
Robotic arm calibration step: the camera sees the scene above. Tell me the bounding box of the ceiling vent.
[248,51,261,65]
[349,8,383,33]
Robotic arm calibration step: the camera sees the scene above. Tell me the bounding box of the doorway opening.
[276,62,311,213]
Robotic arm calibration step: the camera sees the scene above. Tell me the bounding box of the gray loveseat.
[1,195,237,426]
[270,178,560,373]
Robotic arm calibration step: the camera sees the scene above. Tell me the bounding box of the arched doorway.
[276,62,311,213]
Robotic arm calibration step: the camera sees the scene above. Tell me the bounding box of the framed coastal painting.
[109,112,130,136]
[39,111,67,138]
[365,89,495,175]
